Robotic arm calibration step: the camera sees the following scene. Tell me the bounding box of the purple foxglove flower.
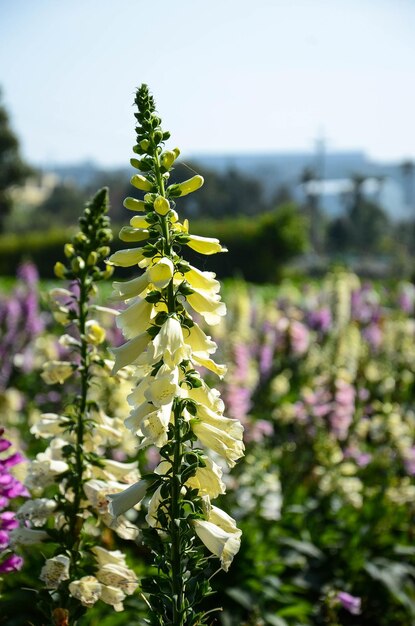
[0,511,19,531]
[0,553,24,573]
[1,452,25,470]
[307,307,332,333]
[337,591,361,615]
[0,530,9,549]
[0,439,11,453]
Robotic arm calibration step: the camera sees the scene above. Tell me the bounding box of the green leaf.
[263,614,288,626]
[226,587,253,610]
[278,537,324,560]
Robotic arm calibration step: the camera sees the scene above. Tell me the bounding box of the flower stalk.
[12,190,139,623]
[107,84,244,625]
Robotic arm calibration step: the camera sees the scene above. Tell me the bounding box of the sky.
[0,0,414,167]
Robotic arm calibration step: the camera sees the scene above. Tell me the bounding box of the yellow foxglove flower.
[111,332,152,374]
[187,289,227,326]
[130,174,153,191]
[85,320,106,345]
[116,297,154,339]
[107,479,148,517]
[54,261,67,279]
[160,148,180,169]
[130,215,151,229]
[192,418,244,467]
[41,361,74,385]
[154,195,170,216]
[184,322,217,357]
[192,354,227,378]
[186,234,227,255]
[119,226,150,242]
[109,248,146,267]
[175,175,204,197]
[195,403,244,438]
[186,381,225,414]
[113,273,150,300]
[147,257,175,289]
[141,406,173,447]
[125,402,172,446]
[148,316,191,368]
[144,367,180,407]
[184,265,220,293]
[123,197,146,212]
[186,456,226,499]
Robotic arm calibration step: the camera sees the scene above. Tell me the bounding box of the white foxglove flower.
[30,413,65,439]
[17,498,57,527]
[99,585,125,612]
[92,546,127,568]
[92,459,140,484]
[25,458,69,490]
[107,479,148,517]
[9,526,49,546]
[193,516,241,571]
[146,484,163,528]
[40,554,70,589]
[69,576,102,608]
[96,563,138,594]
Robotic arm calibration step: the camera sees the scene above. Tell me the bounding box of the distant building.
[297,177,409,221]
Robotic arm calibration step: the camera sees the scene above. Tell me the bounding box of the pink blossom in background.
[337,591,362,615]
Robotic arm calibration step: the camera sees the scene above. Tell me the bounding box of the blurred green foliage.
[0,204,308,281]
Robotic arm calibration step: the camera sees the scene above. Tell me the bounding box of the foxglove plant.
[107,84,244,625]
[12,189,139,624]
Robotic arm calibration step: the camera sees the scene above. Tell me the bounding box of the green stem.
[70,275,88,553]
[152,134,184,625]
[171,404,184,625]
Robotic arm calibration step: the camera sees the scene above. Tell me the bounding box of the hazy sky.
[1,0,414,166]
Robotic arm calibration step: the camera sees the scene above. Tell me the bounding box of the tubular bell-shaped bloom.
[106,84,244,623]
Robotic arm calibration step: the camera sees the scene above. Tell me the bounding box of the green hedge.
[0,204,307,282]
